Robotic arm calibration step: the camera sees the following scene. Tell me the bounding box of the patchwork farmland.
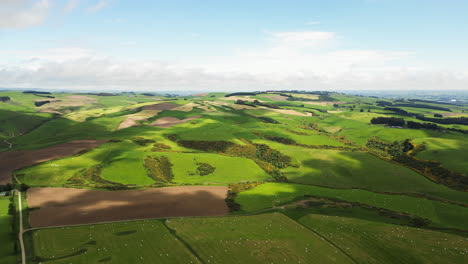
[1,90,467,263]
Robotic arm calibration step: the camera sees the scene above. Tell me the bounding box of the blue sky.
[1,0,467,91]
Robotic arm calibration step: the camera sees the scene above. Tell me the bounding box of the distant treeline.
[408,99,458,106]
[378,101,452,111]
[34,101,51,107]
[235,99,279,109]
[33,94,55,99]
[23,91,51,94]
[0,96,10,102]
[371,116,468,134]
[86,93,116,96]
[225,90,331,97]
[384,107,468,126]
[370,117,405,126]
[393,103,452,112]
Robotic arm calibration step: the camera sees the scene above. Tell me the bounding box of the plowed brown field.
[0,140,106,184]
[28,186,229,227]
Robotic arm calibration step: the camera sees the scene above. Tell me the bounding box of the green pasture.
[0,196,15,264]
[153,152,271,184]
[12,115,127,150]
[30,220,199,264]
[0,91,42,111]
[165,213,354,264]
[298,213,468,264]
[0,110,53,139]
[235,183,468,230]
[413,137,468,176]
[316,115,436,145]
[253,142,468,204]
[16,141,152,186]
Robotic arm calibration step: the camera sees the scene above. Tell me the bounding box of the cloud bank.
[1,31,466,91]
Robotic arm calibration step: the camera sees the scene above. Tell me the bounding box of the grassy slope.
[154,152,271,184]
[257,141,468,204]
[166,213,354,264]
[16,141,152,186]
[298,213,468,264]
[31,220,199,264]
[235,183,468,230]
[0,196,15,264]
[413,137,468,176]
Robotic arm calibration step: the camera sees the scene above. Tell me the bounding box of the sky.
[1,0,467,92]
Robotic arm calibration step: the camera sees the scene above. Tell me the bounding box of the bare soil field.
[27,186,229,227]
[38,96,97,114]
[436,112,467,117]
[193,93,208,96]
[262,94,289,101]
[174,102,197,112]
[304,101,348,106]
[150,115,202,128]
[0,140,106,184]
[142,102,179,111]
[264,108,312,117]
[117,116,147,130]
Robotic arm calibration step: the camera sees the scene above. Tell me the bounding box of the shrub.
[195,162,216,176]
[370,117,405,126]
[132,137,155,146]
[143,156,174,183]
[154,143,171,149]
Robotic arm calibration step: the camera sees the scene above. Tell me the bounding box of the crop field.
[27,186,228,227]
[235,183,468,230]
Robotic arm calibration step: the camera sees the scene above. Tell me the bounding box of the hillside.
[1,90,467,264]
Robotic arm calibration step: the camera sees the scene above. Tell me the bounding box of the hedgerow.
[366,138,468,191]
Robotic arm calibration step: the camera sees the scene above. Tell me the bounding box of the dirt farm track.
[27,186,229,227]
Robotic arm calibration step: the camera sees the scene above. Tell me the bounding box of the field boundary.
[18,191,26,264]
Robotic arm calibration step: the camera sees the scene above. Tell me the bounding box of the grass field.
[0,196,15,264]
[165,213,354,264]
[253,142,468,204]
[235,183,468,230]
[315,115,437,145]
[16,141,150,186]
[153,152,272,184]
[31,220,199,264]
[413,137,468,176]
[298,213,468,264]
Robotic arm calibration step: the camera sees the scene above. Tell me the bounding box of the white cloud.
[87,0,107,13]
[0,0,50,29]
[306,21,321,25]
[0,31,466,91]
